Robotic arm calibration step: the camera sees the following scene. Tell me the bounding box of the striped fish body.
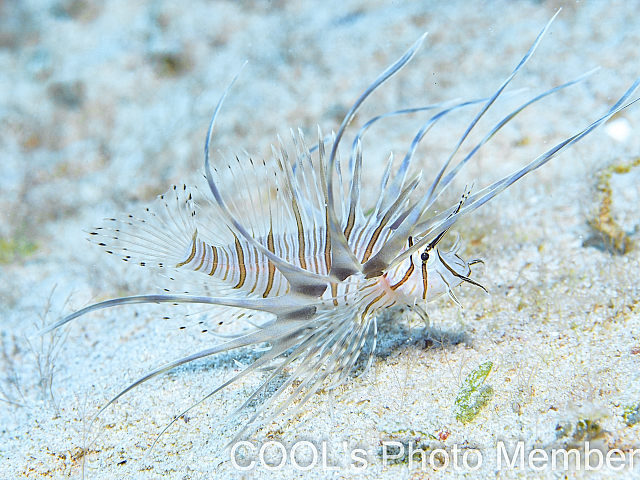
[95,171,476,316]
[170,219,472,306]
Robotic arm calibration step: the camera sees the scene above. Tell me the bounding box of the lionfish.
[41,13,639,444]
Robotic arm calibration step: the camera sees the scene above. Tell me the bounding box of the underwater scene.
[1,1,640,478]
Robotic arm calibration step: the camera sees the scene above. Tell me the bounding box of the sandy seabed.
[1,1,640,478]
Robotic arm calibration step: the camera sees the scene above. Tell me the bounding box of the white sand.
[1,1,640,478]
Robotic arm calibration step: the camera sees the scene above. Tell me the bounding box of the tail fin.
[88,184,197,269]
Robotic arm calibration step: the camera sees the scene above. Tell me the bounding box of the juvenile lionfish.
[42,13,639,444]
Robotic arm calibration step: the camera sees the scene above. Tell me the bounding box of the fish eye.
[421,251,429,262]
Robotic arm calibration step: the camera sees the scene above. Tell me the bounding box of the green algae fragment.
[623,403,640,427]
[556,417,606,446]
[0,236,38,264]
[453,361,494,423]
